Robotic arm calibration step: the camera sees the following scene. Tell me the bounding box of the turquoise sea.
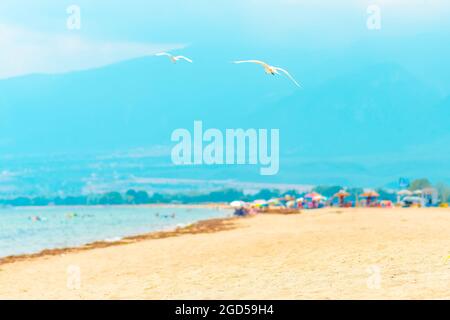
[0,206,232,258]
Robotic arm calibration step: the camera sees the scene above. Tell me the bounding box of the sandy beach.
[1,207,450,299]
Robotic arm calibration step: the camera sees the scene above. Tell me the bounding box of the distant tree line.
[0,189,286,207]
[0,179,448,207]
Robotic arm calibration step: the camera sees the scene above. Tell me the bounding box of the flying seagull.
[156,52,193,64]
[233,60,301,88]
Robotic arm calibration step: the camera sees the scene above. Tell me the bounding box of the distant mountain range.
[0,46,448,196]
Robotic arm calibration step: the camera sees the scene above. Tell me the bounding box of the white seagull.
[156,52,193,64]
[233,60,301,88]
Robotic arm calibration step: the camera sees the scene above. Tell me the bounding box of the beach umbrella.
[334,190,350,205]
[334,190,350,198]
[312,194,326,201]
[413,190,423,195]
[305,192,321,199]
[360,190,379,206]
[230,200,246,208]
[360,190,380,198]
[397,189,412,196]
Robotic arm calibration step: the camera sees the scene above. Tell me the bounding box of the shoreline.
[1,207,450,299]
[0,204,235,266]
[0,215,239,266]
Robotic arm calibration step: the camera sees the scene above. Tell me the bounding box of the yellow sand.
[1,207,450,299]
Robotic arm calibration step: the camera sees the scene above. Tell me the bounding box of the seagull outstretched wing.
[274,67,301,88]
[176,56,193,63]
[233,60,269,67]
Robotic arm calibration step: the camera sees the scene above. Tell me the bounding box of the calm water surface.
[0,206,232,258]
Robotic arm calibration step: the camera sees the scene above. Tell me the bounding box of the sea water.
[0,206,232,258]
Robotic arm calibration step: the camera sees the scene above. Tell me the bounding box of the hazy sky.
[0,1,449,186]
[0,0,449,78]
